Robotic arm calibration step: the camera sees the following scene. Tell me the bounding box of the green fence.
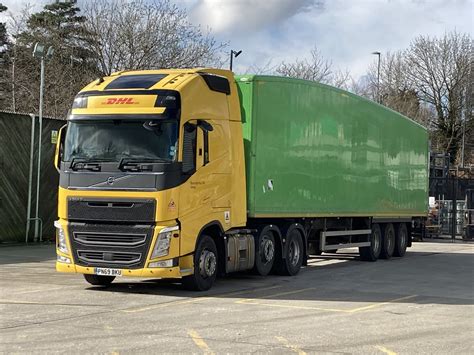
[0,111,64,243]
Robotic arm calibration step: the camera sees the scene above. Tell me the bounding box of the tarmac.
[0,240,473,354]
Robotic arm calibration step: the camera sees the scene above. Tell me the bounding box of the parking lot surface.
[0,241,473,354]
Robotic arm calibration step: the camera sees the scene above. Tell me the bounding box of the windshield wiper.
[70,158,112,171]
[118,158,169,171]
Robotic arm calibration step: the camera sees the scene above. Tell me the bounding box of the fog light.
[151,225,179,259]
[57,255,71,264]
[54,220,69,254]
[149,259,175,268]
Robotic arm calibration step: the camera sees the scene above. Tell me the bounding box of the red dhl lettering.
[102,97,137,105]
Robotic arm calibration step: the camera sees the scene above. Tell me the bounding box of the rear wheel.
[380,223,395,259]
[276,229,304,276]
[83,274,115,286]
[252,229,276,276]
[183,235,218,291]
[359,224,382,261]
[394,223,408,257]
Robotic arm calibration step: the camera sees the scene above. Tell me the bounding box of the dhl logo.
[101,97,138,105]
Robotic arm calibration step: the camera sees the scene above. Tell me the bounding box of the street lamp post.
[229,49,242,72]
[372,51,381,103]
[30,43,53,242]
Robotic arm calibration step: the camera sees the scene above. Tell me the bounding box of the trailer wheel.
[83,274,115,287]
[394,223,408,257]
[380,223,395,259]
[252,230,276,276]
[359,224,382,261]
[276,229,304,276]
[183,235,218,291]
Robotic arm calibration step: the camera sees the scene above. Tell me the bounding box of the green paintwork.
[235,75,428,218]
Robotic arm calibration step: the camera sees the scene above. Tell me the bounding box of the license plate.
[95,267,122,277]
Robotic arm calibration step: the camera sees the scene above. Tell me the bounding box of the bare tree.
[275,47,350,89]
[405,32,472,161]
[83,0,227,75]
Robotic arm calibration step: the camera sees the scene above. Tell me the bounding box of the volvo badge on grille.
[107,176,115,185]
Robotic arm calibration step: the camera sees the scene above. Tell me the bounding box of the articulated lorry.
[55,68,428,290]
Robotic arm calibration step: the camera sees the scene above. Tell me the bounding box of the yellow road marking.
[236,287,315,304]
[275,336,307,355]
[188,329,215,355]
[347,295,418,313]
[374,345,397,355]
[122,285,282,313]
[235,293,418,314]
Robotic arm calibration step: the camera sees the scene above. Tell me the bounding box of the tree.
[83,0,227,75]
[0,3,10,109]
[275,47,351,89]
[405,32,472,163]
[5,1,100,117]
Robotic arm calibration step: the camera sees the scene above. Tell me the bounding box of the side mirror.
[182,122,196,174]
[197,120,213,132]
[54,124,67,172]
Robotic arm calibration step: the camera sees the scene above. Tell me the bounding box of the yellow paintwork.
[56,68,247,279]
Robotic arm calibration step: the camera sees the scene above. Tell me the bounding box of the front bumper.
[56,260,193,278]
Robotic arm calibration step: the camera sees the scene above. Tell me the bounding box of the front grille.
[73,232,147,247]
[77,250,141,265]
[69,222,154,269]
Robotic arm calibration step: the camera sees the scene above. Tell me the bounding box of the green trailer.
[236,75,428,218]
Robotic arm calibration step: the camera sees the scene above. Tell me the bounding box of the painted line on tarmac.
[374,345,397,355]
[235,292,418,314]
[122,285,282,313]
[188,329,215,355]
[275,336,307,355]
[347,294,418,313]
[236,287,315,305]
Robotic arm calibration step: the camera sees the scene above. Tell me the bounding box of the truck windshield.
[63,119,178,163]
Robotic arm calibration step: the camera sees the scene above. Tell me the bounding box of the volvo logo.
[106,176,115,185]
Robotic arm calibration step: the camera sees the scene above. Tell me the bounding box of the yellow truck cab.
[55,69,247,290]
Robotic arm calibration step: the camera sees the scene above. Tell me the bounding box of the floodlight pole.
[229,49,242,72]
[372,51,381,103]
[33,56,44,242]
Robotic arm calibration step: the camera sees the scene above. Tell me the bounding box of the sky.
[1,0,473,79]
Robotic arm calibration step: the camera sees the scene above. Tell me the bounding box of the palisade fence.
[0,111,65,243]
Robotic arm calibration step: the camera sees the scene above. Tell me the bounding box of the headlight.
[151,226,179,259]
[54,220,69,254]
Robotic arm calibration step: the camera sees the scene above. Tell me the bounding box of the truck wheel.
[83,274,115,286]
[394,223,408,257]
[359,224,382,261]
[183,235,217,291]
[276,229,304,276]
[252,230,276,276]
[380,223,395,259]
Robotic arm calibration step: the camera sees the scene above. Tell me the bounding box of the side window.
[182,122,197,174]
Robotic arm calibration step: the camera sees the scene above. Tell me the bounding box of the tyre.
[380,223,395,259]
[393,223,408,257]
[83,274,115,286]
[359,224,382,261]
[276,229,304,276]
[183,235,218,291]
[252,229,276,276]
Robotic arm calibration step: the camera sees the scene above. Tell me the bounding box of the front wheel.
[83,274,115,286]
[183,235,218,291]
